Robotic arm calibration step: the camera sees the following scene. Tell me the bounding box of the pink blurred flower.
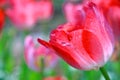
[43,76,67,80]
[63,2,84,25]
[24,35,58,71]
[38,2,114,70]
[6,0,37,29]
[6,0,53,30]
[34,0,53,21]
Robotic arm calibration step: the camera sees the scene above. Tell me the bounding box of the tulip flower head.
[24,35,58,71]
[38,2,114,70]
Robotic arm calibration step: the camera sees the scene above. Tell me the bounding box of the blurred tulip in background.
[63,1,83,25]
[6,0,53,30]
[0,9,5,34]
[24,35,58,71]
[43,76,67,80]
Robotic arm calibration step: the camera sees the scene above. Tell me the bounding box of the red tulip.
[24,35,58,71]
[0,9,4,33]
[43,76,67,80]
[38,2,114,70]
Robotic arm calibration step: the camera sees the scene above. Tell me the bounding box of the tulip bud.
[24,35,58,71]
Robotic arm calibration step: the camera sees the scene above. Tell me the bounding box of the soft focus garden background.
[0,0,120,80]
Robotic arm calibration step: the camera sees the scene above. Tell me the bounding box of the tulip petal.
[82,30,104,64]
[49,28,104,70]
[83,3,114,62]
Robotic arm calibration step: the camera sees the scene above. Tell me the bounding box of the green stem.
[100,67,110,80]
[40,57,45,80]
